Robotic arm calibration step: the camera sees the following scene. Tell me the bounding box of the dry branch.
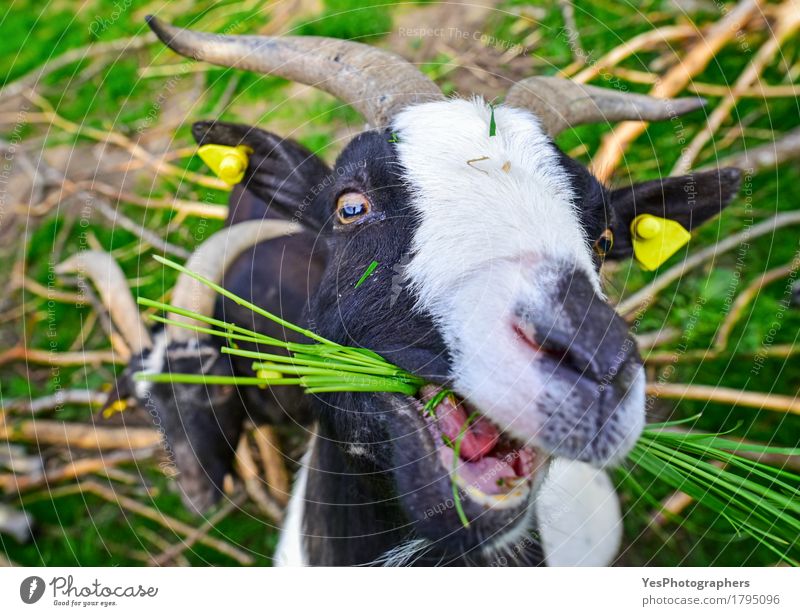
[0,419,161,450]
[709,126,800,173]
[635,328,681,351]
[251,425,291,506]
[645,382,800,415]
[89,191,190,259]
[136,526,190,567]
[589,0,761,182]
[571,25,697,82]
[150,493,246,566]
[689,81,800,98]
[81,181,228,220]
[673,0,800,174]
[2,389,105,414]
[21,276,85,304]
[606,67,800,98]
[714,260,798,351]
[0,346,124,367]
[2,448,155,493]
[645,343,799,364]
[235,434,284,523]
[0,34,156,100]
[74,480,254,565]
[100,467,149,486]
[8,94,226,190]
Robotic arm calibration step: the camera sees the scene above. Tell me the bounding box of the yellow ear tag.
[630,214,691,271]
[197,144,252,186]
[102,398,128,419]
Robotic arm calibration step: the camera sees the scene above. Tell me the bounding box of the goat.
[133,17,741,565]
[56,183,327,514]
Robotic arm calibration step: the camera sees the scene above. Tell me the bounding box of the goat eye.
[336,191,371,224]
[594,228,614,258]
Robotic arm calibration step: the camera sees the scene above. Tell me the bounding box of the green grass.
[1,0,798,566]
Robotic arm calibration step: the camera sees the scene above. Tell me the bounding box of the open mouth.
[417,385,546,508]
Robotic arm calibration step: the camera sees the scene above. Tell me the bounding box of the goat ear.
[192,121,331,230]
[605,167,742,260]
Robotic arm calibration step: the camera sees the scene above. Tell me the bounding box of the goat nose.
[516,269,640,384]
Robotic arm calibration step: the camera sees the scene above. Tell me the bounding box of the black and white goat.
[107,16,742,565]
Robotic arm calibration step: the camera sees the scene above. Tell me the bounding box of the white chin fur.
[536,459,623,566]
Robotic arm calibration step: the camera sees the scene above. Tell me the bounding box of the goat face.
[197,106,740,556]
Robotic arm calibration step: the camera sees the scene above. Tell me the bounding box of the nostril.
[513,322,566,362]
[513,322,584,372]
[541,331,600,380]
[513,319,626,382]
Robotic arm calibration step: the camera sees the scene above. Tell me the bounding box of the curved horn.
[145,16,443,127]
[506,76,706,137]
[56,251,152,354]
[167,219,303,341]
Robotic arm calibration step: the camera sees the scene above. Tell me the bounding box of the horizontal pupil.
[342,203,364,217]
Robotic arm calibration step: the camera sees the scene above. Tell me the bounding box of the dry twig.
[606,67,800,98]
[714,260,798,352]
[646,382,800,415]
[709,126,800,173]
[7,93,226,190]
[235,434,284,523]
[251,425,291,506]
[571,25,697,82]
[73,480,253,565]
[2,448,155,493]
[0,419,161,450]
[136,526,190,567]
[673,0,800,174]
[0,34,156,100]
[150,493,246,566]
[590,0,761,182]
[645,343,799,364]
[2,389,105,414]
[0,346,124,367]
[80,181,227,220]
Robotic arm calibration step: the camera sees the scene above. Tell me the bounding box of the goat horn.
[55,251,152,355]
[167,219,303,341]
[506,76,706,137]
[145,16,443,127]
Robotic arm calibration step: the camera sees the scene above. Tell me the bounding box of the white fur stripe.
[274,433,316,567]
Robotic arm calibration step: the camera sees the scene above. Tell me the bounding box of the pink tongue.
[435,396,500,461]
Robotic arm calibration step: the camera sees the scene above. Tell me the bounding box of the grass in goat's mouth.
[420,386,538,501]
[136,257,800,563]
